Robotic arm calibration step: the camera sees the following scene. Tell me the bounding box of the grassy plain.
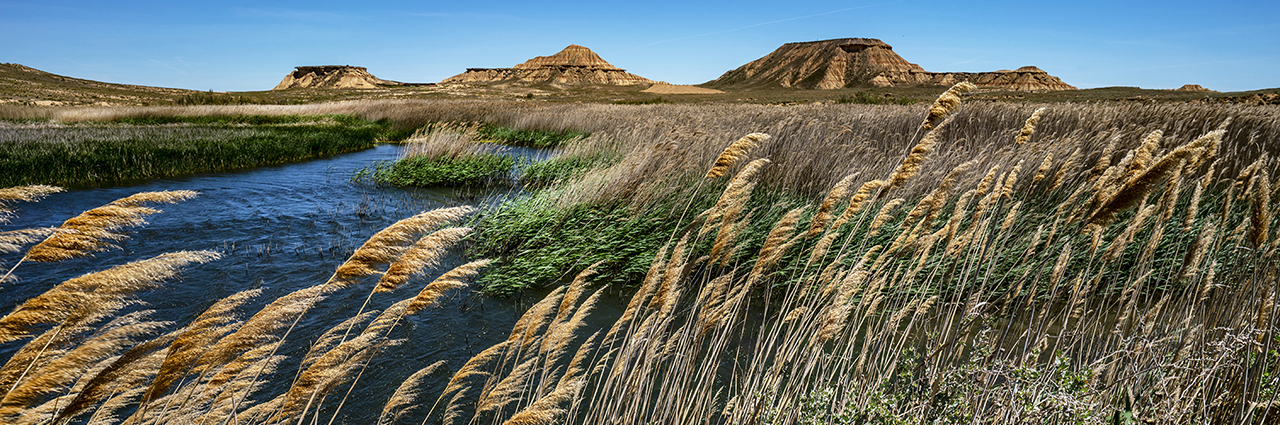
[0,92,1277,424]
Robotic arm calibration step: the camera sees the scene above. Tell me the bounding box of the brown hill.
[443,45,650,87]
[1175,84,1216,92]
[273,66,404,90]
[705,38,1075,91]
[0,63,198,106]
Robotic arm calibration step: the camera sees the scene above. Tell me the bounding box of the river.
[0,144,554,424]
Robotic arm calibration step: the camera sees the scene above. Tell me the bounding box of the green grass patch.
[110,114,419,141]
[522,151,621,186]
[469,198,676,294]
[468,179,808,295]
[109,114,334,126]
[362,154,516,187]
[476,124,587,149]
[0,117,388,187]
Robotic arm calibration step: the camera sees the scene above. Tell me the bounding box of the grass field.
[0,115,391,187]
[0,92,1277,424]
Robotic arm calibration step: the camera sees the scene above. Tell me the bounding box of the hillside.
[274,66,411,90]
[0,63,200,106]
[443,45,651,88]
[704,38,1075,91]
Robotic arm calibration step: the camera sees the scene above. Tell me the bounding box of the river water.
[0,144,556,424]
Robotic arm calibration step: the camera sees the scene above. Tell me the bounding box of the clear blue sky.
[3,0,1277,92]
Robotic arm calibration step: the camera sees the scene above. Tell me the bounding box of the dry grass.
[0,93,1277,424]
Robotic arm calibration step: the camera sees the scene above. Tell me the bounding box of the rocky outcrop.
[705,38,1076,91]
[870,66,1076,91]
[1176,84,1215,92]
[273,66,401,90]
[706,39,923,90]
[443,45,650,87]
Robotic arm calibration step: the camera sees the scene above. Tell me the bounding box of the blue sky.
[2,0,1277,92]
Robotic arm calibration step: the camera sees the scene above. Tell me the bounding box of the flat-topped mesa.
[273,65,403,90]
[443,45,650,87]
[705,38,1076,91]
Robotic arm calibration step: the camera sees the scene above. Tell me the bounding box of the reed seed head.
[1014,107,1045,145]
[705,133,769,179]
[921,81,976,131]
[335,206,476,286]
[375,227,473,293]
[406,259,491,315]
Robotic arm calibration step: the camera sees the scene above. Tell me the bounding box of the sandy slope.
[641,82,723,94]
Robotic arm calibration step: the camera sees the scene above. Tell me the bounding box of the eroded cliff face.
[273,66,401,90]
[443,45,650,87]
[706,39,1076,91]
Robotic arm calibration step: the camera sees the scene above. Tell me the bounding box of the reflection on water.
[0,144,554,423]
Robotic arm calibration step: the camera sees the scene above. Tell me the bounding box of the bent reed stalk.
[1,96,1278,424]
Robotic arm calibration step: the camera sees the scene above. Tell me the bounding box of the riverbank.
[0,115,392,187]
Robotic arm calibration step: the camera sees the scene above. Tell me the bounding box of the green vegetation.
[476,124,587,148]
[835,91,915,105]
[363,154,516,187]
[469,198,673,294]
[0,116,388,186]
[174,91,276,106]
[109,114,344,126]
[521,151,620,186]
[614,96,671,105]
[362,123,530,188]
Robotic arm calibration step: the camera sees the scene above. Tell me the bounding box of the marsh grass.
[0,95,1277,424]
[475,124,587,149]
[360,125,517,188]
[0,116,388,187]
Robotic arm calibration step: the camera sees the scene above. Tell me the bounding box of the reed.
[1,98,1277,424]
[0,185,63,224]
[379,360,446,425]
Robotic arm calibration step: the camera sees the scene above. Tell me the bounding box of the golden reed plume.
[889,124,944,189]
[807,173,859,237]
[0,250,220,345]
[379,360,446,425]
[0,228,55,256]
[1087,130,1223,228]
[334,206,476,286]
[375,227,473,293]
[705,133,769,179]
[1014,107,1046,145]
[0,185,62,224]
[143,288,261,404]
[406,259,492,315]
[501,378,581,425]
[921,81,976,131]
[23,190,198,263]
